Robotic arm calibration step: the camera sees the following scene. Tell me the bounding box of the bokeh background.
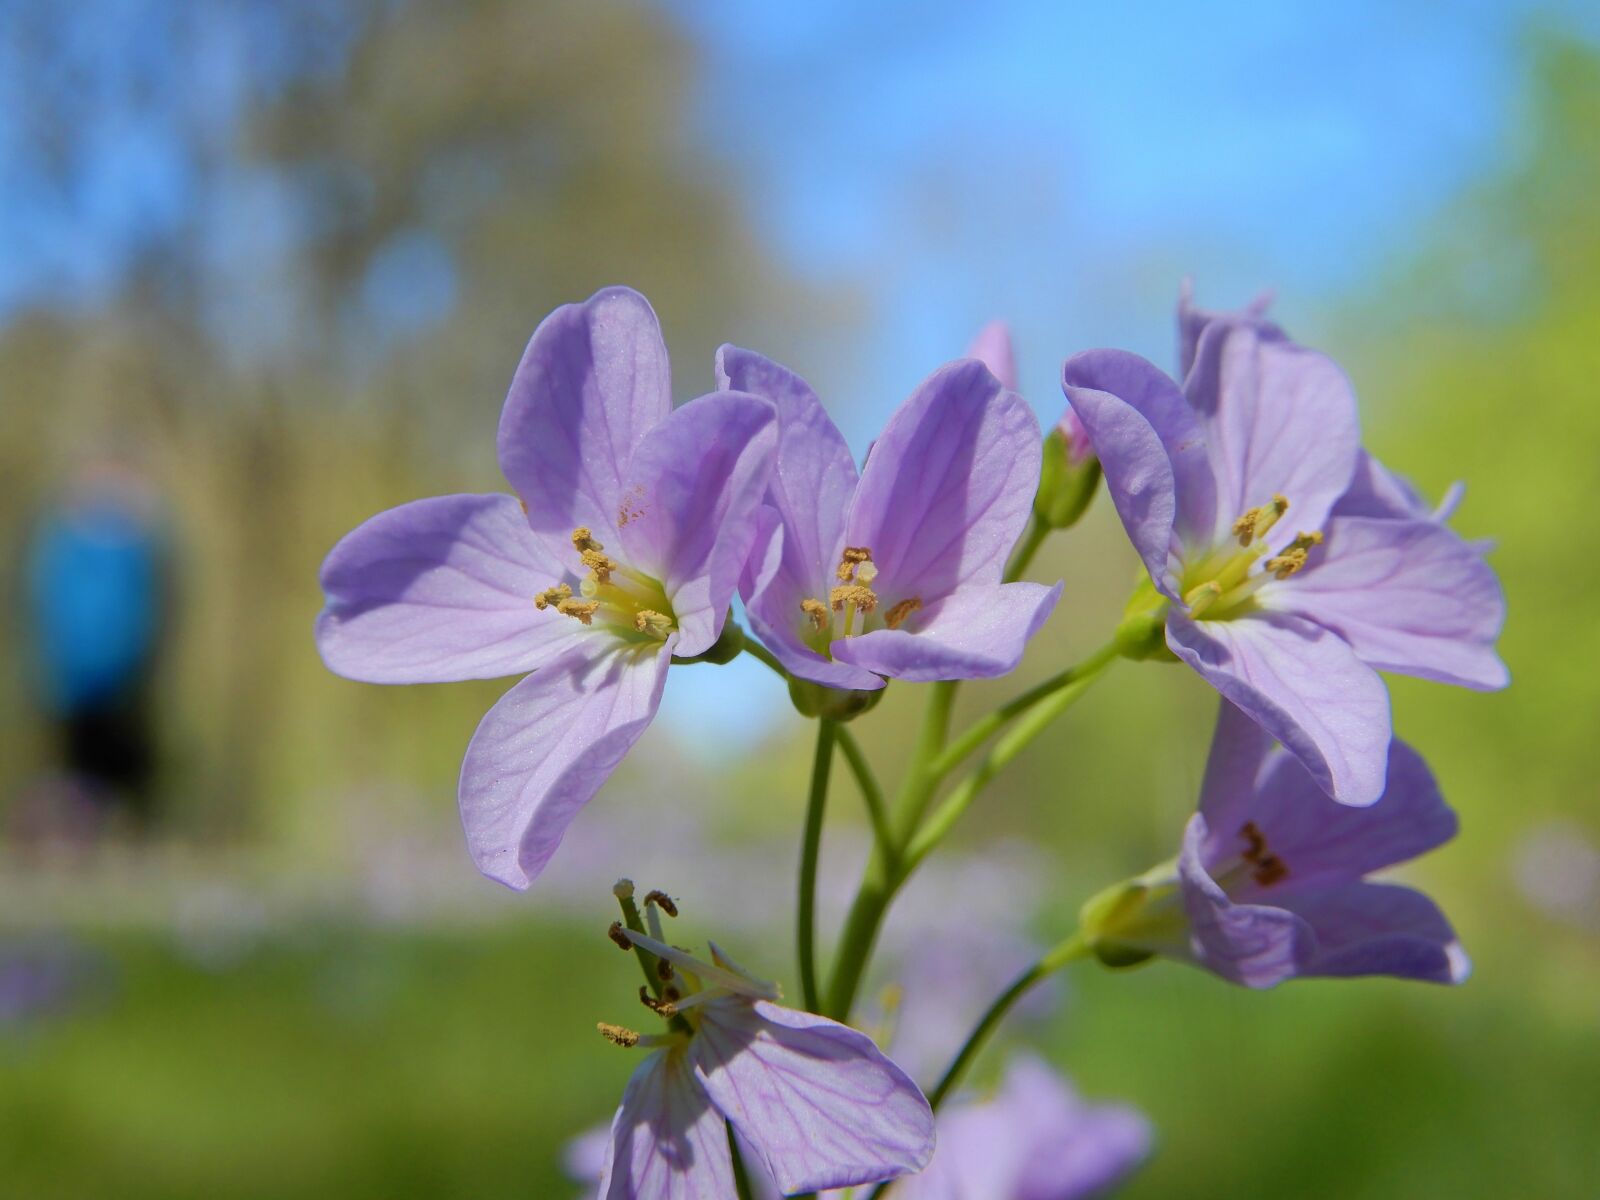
[2,2,1598,1196]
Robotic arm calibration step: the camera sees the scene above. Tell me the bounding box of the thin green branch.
[835,723,894,860]
[797,719,837,1013]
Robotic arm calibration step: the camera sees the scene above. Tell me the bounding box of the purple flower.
[1087,701,1469,989]
[900,1056,1151,1200]
[316,288,777,889]
[722,345,1060,690]
[598,932,934,1198]
[1063,292,1506,805]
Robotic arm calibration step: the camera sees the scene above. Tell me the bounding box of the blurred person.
[15,458,172,837]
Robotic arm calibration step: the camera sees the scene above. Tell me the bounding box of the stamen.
[883,598,922,630]
[639,986,677,1017]
[800,598,830,631]
[1239,820,1290,887]
[830,584,878,613]
[556,598,601,625]
[1183,580,1223,617]
[1232,494,1289,547]
[572,527,605,553]
[607,921,633,951]
[619,929,781,1001]
[581,548,615,583]
[644,889,678,918]
[1264,531,1323,579]
[657,958,674,983]
[836,546,873,582]
[534,583,573,611]
[598,1022,640,1047]
[633,610,674,637]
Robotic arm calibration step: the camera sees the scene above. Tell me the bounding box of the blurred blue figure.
[22,462,171,826]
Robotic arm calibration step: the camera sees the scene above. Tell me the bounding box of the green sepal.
[672,620,745,666]
[1034,427,1102,530]
[787,677,885,722]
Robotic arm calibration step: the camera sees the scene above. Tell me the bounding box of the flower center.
[1216,820,1290,889]
[1179,495,1322,620]
[798,546,922,652]
[536,527,676,642]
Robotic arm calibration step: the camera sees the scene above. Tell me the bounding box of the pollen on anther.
[1265,531,1323,579]
[644,889,679,917]
[836,546,873,581]
[634,610,673,637]
[581,548,614,582]
[638,986,677,1017]
[534,583,573,611]
[572,526,605,553]
[883,597,922,630]
[598,1022,641,1048]
[800,598,829,631]
[1232,494,1290,547]
[557,598,601,625]
[830,584,878,613]
[607,921,633,951]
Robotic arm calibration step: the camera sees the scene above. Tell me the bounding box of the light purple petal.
[599,1049,734,1200]
[1281,882,1468,984]
[1166,611,1390,807]
[830,581,1062,682]
[1195,698,1277,834]
[718,345,861,648]
[1264,516,1508,690]
[1062,350,1211,591]
[616,392,776,657]
[497,287,672,564]
[966,320,1018,392]
[903,1055,1150,1200]
[691,997,935,1194]
[316,493,586,683]
[847,360,1039,599]
[1184,321,1359,549]
[1333,450,1435,521]
[1178,814,1315,988]
[1207,737,1457,900]
[458,640,671,890]
[1176,279,1275,381]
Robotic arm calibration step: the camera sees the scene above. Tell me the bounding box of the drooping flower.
[723,346,1060,690]
[898,1055,1152,1200]
[1063,294,1506,805]
[596,927,934,1197]
[315,287,776,889]
[1083,700,1469,988]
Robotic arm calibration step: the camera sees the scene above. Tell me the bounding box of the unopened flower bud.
[1034,412,1101,530]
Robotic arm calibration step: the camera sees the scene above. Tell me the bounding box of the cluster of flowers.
[316,284,1505,1197]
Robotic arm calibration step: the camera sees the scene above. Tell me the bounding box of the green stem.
[836,724,894,856]
[728,1122,757,1200]
[823,682,957,1021]
[903,656,1115,871]
[798,719,837,1013]
[1003,514,1050,582]
[928,638,1121,779]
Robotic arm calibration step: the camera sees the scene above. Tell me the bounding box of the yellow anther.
[557,598,601,625]
[638,986,678,1017]
[597,1022,641,1048]
[1265,531,1323,579]
[800,598,830,631]
[1232,494,1289,547]
[836,546,873,581]
[830,584,878,613]
[633,609,674,637]
[572,526,605,553]
[581,548,615,582]
[883,597,922,630]
[534,583,573,611]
